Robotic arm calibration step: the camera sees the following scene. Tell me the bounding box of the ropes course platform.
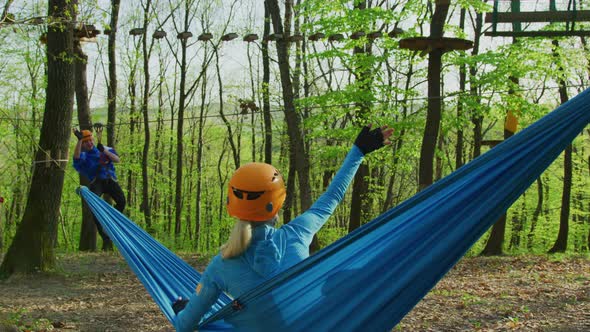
[485,0,590,37]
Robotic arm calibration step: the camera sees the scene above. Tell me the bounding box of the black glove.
[172,297,189,314]
[354,125,385,155]
[97,143,105,152]
[73,129,84,140]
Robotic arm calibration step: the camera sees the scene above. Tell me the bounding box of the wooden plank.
[399,37,473,52]
[485,30,590,37]
[481,140,503,147]
[485,10,590,23]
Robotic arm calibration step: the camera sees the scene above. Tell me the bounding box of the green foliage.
[0,0,589,260]
[317,226,348,248]
[457,0,492,13]
[0,308,53,331]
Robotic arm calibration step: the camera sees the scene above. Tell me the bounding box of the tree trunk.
[382,57,415,212]
[548,40,571,254]
[262,1,272,164]
[245,41,257,162]
[455,7,467,169]
[74,41,97,251]
[509,198,526,250]
[283,160,297,223]
[140,0,152,230]
[435,129,444,181]
[470,12,483,160]
[175,39,188,237]
[419,47,442,190]
[166,112,175,234]
[480,126,516,256]
[348,164,368,233]
[195,56,209,249]
[549,144,572,253]
[348,1,375,235]
[480,214,506,256]
[106,0,120,147]
[267,0,312,217]
[150,50,165,218]
[214,49,240,168]
[5,187,22,240]
[480,117,516,256]
[479,21,517,255]
[527,177,543,249]
[418,0,449,191]
[126,65,138,211]
[0,0,75,277]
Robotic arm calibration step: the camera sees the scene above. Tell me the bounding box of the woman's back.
[205,221,311,299]
[174,125,393,331]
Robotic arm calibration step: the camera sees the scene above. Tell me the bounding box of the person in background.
[72,129,126,251]
[173,124,394,332]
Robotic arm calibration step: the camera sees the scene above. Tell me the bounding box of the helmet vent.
[232,187,264,200]
[232,188,244,199]
[246,191,264,200]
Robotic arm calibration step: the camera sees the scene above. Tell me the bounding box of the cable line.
[0,83,585,126]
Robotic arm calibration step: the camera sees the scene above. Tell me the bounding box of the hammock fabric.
[79,87,590,332]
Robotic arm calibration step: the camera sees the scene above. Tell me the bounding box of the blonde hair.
[221,220,253,259]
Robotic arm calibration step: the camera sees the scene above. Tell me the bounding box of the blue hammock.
[79,87,590,332]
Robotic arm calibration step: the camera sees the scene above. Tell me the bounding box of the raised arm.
[286,125,393,245]
[72,131,87,175]
[73,129,84,160]
[100,145,120,163]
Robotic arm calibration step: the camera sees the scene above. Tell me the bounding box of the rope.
[0,107,81,186]
[1,83,587,127]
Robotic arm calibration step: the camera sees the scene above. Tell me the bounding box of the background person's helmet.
[81,130,93,142]
[227,163,286,222]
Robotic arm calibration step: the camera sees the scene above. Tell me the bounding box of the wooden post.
[485,11,590,23]
[512,0,521,33]
[485,0,590,37]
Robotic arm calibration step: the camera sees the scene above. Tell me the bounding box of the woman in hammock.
[174,124,393,332]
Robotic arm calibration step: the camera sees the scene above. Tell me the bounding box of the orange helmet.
[227,163,286,222]
[81,130,93,142]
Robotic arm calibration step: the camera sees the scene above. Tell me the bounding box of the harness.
[90,150,115,184]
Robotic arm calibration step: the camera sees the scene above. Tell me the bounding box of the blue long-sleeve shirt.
[174,145,365,332]
[73,147,119,182]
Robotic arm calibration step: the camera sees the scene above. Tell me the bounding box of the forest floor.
[0,253,588,332]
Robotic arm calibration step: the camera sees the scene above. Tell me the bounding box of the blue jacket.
[73,147,119,182]
[174,145,365,332]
